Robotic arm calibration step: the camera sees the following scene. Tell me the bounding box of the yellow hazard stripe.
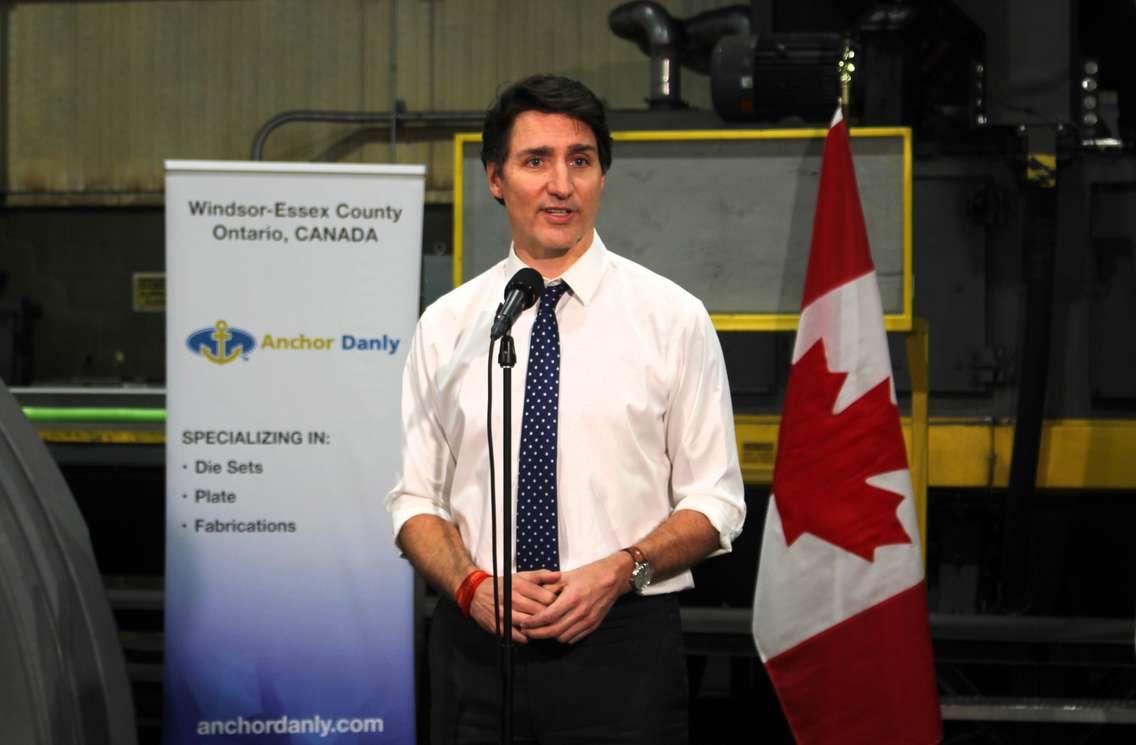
[37,429,165,445]
[736,417,1136,489]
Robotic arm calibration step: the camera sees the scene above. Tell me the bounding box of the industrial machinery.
[3,0,1135,742]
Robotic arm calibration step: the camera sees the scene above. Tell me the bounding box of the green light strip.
[22,407,167,423]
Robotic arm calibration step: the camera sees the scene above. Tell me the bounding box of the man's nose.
[546,162,572,198]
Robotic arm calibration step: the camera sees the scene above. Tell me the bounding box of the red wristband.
[455,570,491,617]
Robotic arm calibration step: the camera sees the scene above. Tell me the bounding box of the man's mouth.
[539,207,577,226]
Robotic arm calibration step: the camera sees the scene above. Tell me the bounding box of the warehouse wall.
[3,0,724,204]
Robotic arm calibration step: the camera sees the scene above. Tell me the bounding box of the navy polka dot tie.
[515,281,570,572]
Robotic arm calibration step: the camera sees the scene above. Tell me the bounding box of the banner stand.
[164,160,423,744]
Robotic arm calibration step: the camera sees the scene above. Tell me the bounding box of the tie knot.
[540,282,570,312]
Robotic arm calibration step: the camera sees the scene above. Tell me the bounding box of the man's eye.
[571,157,590,167]
[525,157,543,167]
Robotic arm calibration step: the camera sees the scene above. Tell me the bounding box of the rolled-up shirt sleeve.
[665,309,746,554]
[384,318,456,543]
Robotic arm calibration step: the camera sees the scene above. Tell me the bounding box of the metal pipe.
[250,110,485,161]
[22,407,166,423]
[1000,158,1058,612]
[609,1,685,109]
[651,56,679,105]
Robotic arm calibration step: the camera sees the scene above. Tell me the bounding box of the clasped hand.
[468,554,629,645]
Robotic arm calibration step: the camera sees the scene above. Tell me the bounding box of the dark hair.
[481,74,614,179]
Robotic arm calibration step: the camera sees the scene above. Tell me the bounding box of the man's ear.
[486,162,504,201]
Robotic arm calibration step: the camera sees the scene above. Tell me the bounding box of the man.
[385,74,745,745]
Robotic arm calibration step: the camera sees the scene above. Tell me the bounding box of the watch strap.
[621,545,651,591]
[621,546,646,566]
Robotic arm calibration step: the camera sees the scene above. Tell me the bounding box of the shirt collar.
[502,230,608,306]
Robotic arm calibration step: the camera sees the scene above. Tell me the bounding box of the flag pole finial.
[838,40,855,116]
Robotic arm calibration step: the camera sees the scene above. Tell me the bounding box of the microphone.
[490,268,543,340]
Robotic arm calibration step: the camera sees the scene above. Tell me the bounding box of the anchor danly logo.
[186,320,256,365]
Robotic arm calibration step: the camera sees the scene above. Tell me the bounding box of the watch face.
[631,562,652,591]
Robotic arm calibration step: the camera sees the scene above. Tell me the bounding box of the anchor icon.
[185,319,257,365]
[199,320,244,365]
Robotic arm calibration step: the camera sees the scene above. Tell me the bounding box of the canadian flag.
[752,110,942,744]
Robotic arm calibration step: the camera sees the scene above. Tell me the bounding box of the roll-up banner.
[164,161,423,744]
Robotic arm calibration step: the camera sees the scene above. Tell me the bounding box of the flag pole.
[838,40,854,117]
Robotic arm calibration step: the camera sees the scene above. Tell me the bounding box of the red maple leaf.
[773,339,912,561]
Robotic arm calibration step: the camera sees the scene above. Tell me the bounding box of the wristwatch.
[621,546,653,593]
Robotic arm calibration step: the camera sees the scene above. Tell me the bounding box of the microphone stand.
[497,333,517,745]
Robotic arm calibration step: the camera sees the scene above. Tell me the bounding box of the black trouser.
[428,592,689,745]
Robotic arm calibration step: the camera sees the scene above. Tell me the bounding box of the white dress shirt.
[385,232,745,594]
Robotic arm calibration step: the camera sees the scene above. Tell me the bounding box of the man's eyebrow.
[515,143,597,158]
